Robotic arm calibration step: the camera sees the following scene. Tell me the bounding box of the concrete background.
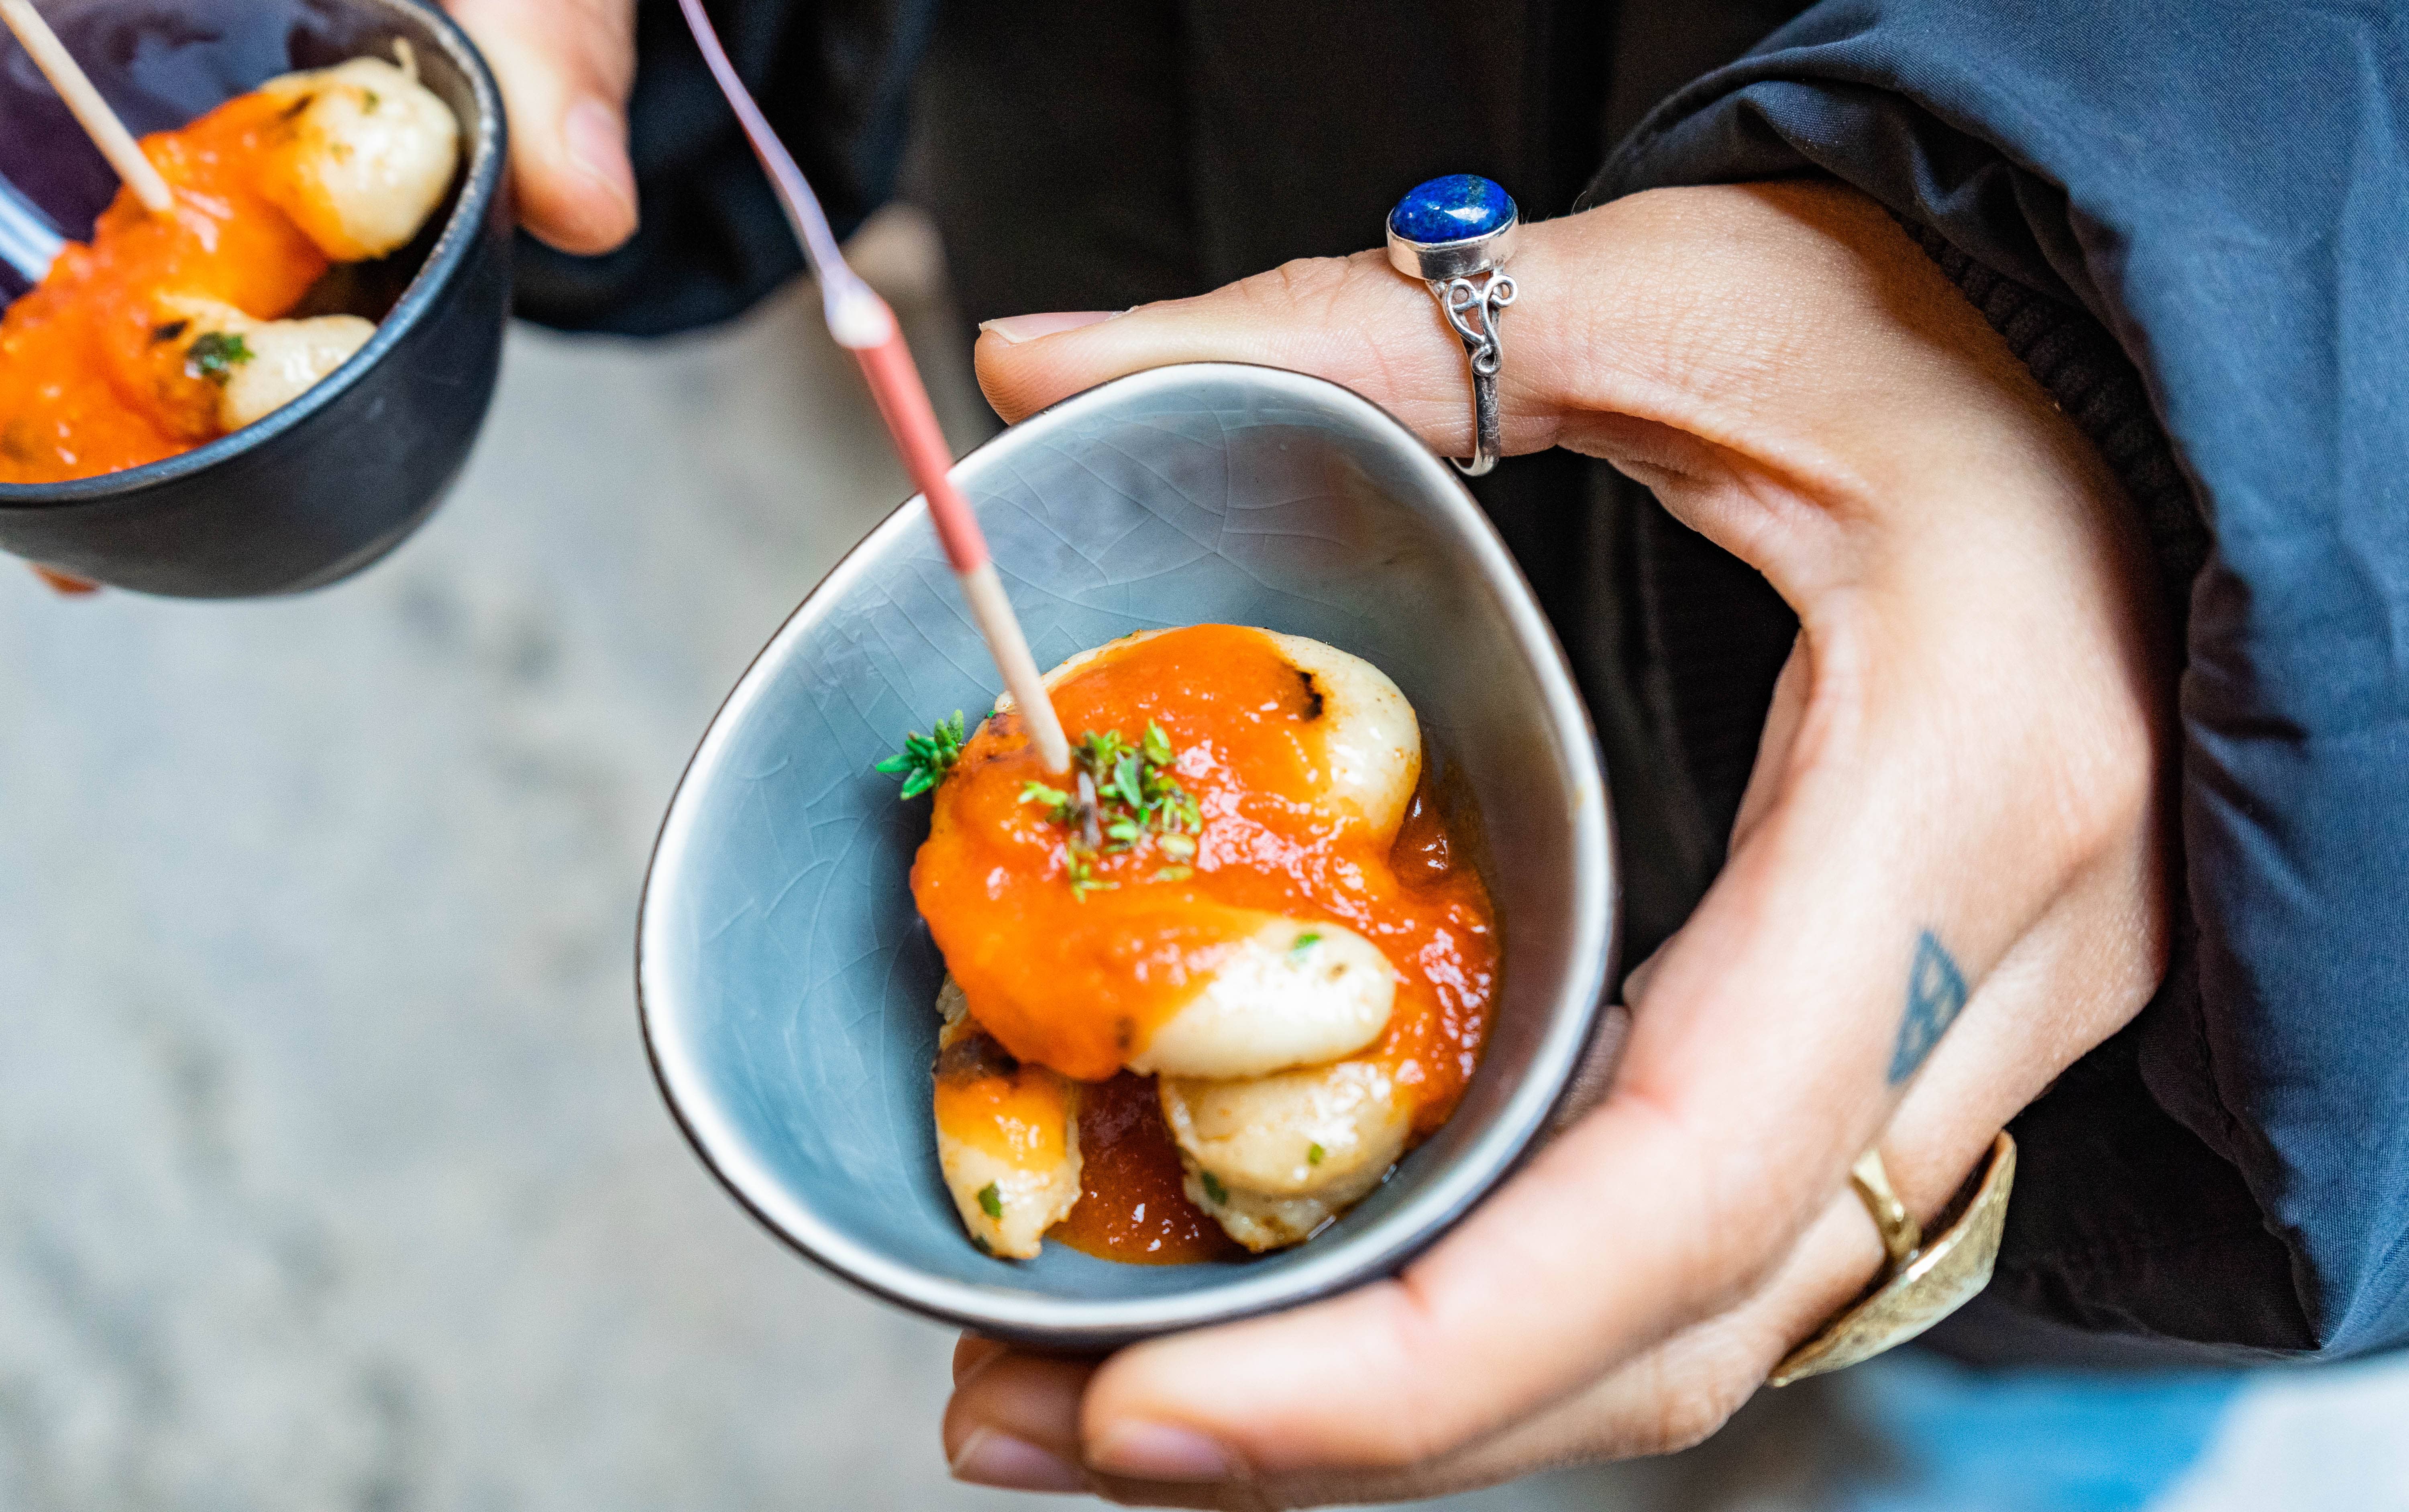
[2,212,2401,1512]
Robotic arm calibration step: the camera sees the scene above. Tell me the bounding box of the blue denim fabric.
[1599,0,2409,1359]
[1836,1356,2240,1512]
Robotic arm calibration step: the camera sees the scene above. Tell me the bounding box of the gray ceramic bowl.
[0,0,509,596]
[638,362,1616,1349]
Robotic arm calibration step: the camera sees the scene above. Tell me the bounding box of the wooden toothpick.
[0,0,174,216]
[675,0,1073,774]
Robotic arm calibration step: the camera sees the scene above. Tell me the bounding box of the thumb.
[447,0,639,254]
[974,249,1563,458]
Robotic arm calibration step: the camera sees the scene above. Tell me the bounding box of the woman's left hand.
[943,182,2174,1507]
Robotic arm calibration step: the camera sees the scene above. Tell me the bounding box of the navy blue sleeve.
[1597,0,2409,1358]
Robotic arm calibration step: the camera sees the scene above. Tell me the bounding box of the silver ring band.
[1386,175,1520,480]
[1428,271,1516,476]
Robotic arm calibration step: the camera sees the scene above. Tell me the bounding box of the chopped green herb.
[1017,717,1207,895]
[185,330,253,384]
[875,711,967,799]
[1199,1171,1228,1206]
[1112,751,1146,811]
[1307,1143,1325,1166]
[1290,931,1323,956]
[1066,853,1118,901]
[970,1233,993,1255]
[1019,779,1071,808]
[977,1181,1003,1219]
[361,88,380,110]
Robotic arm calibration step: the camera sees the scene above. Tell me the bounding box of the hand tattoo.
[1888,931,1968,1085]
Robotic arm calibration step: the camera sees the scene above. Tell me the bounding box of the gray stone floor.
[2,212,2399,1512]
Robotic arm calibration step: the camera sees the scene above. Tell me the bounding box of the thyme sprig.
[1023,720,1202,899]
[875,711,966,799]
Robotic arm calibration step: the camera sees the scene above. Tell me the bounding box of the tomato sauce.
[1050,1072,1238,1264]
[916,624,1499,1259]
[931,1031,1074,1166]
[0,92,330,484]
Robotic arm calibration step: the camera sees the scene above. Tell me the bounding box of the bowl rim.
[0,0,507,513]
[635,362,1618,1346]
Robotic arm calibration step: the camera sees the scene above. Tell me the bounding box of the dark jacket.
[527,0,2409,1368]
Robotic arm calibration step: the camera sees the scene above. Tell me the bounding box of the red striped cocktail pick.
[675,0,1071,773]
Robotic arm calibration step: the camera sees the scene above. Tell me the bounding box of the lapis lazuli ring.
[1386,174,1519,478]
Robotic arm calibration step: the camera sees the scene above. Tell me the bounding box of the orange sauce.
[1050,1072,1237,1264]
[916,624,1499,1258]
[931,1032,1074,1165]
[0,92,330,483]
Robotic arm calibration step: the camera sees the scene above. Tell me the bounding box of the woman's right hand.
[442,0,639,254]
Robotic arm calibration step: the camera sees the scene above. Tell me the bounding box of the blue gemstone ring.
[1386,174,1519,477]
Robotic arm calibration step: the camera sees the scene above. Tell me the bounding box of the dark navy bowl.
[0,0,508,596]
[638,363,1618,1349]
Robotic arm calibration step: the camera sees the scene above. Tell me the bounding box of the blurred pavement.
[2,209,2404,1512]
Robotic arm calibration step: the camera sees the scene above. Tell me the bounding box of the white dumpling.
[1124,913,1397,1080]
[935,1103,1082,1260]
[931,981,1083,1259]
[1161,1059,1410,1252]
[1257,629,1420,840]
[259,55,460,261]
[160,297,374,431]
[999,627,1422,843]
[214,313,374,428]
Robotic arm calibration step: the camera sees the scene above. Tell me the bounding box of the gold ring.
[1769,1131,2016,1386]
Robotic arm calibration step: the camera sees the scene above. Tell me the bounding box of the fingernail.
[978,310,1120,344]
[1086,1421,1242,1483]
[563,96,637,212]
[949,1429,1089,1493]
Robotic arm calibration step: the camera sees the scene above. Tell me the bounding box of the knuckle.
[1611,1327,1763,1458]
[2038,681,2161,869]
[1614,1082,1806,1314]
[1239,256,1360,322]
[1643,1363,1752,1456]
[1368,1278,1488,1466]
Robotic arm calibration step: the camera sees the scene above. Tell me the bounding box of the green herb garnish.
[1018,716,1203,896]
[1018,780,1072,816]
[875,711,967,798]
[1066,852,1118,901]
[185,330,253,385]
[1199,1171,1228,1206]
[977,1181,1003,1219]
[1290,931,1322,956]
[1307,1143,1325,1166]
